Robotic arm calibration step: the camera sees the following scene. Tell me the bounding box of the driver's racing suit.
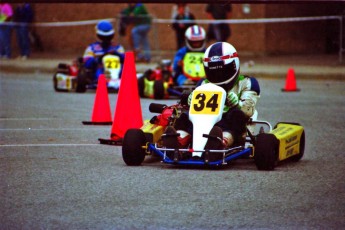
[177,74,260,148]
[173,46,205,86]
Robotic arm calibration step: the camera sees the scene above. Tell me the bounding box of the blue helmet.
[96,20,114,42]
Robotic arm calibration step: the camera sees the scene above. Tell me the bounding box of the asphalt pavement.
[1,52,344,80]
[1,71,344,229]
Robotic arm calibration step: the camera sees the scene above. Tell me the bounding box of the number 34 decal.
[190,91,222,115]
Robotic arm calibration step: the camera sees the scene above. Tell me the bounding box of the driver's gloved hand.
[226,92,239,109]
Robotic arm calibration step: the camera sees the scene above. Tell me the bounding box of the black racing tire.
[138,76,145,97]
[149,103,167,113]
[153,80,165,99]
[75,69,87,93]
[122,129,146,166]
[254,133,278,170]
[290,130,305,162]
[53,73,60,92]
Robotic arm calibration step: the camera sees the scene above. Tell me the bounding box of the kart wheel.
[153,80,165,99]
[53,73,60,92]
[138,76,145,97]
[290,130,305,162]
[254,133,278,170]
[122,129,146,166]
[53,73,67,92]
[76,69,87,93]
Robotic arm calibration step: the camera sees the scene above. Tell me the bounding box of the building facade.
[10,3,345,57]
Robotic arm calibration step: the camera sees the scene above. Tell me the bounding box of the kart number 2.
[190,91,222,115]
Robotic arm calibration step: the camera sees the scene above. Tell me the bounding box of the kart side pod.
[271,122,305,162]
[254,122,305,170]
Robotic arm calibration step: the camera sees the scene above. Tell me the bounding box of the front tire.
[254,133,278,170]
[76,72,87,93]
[153,80,165,99]
[122,129,146,166]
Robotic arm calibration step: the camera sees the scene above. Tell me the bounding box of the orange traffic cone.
[99,51,143,145]
[282,68,300,92]
[82,74,112,125]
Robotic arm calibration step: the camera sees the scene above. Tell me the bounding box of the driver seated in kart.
[83,20,125,81]
[163,42,261,161]
[172,25,207,86]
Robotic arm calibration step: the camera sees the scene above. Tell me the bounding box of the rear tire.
[254,133,278,170]
[122,129,146,166]
[76,74,86,93]
[53,73,69,92]
[153,80,165,99]
[75,68,88,93]
[138,76,145,97]
[53,73,60,92]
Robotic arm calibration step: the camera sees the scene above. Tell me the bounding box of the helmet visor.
[97,34,114,43]
[205,60,237,85]
[188,40,204,49]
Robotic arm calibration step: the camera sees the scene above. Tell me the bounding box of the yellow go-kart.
[122,83,305,170]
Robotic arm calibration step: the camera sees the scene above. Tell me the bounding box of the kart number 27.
[103,55,120,70]
[190,91,222,115]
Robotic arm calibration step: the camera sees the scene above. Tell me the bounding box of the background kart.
[53,54,122,93]
[138,53,206,100]
[122,84,305,170]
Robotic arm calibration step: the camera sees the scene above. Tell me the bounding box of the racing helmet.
[203,42,240,90]
[96,20,115,43]
[185,25,206,52]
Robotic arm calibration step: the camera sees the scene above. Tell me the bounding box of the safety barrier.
[2,15,344,62]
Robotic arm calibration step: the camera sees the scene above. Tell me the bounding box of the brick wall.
[9,3,344,58]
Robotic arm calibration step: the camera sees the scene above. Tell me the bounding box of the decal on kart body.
[271,123,304,161]
[189,83,226,155]
[102,55,122,89]
[190,91,222,115]
[182,52,205,80]
[103,55,121,69]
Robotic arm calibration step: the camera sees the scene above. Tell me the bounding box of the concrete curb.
[1,58,344,80]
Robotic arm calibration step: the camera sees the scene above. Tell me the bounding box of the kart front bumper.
[147,143,253,166]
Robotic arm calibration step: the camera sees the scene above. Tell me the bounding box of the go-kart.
[53,54,122,93]
[122,83,305,170]
[138,52,206,99]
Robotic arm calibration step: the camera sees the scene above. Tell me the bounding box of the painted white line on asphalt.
[0,128,108,131]
[0,118,60,120]
[0,143,102,147]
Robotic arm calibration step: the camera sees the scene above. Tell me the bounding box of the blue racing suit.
[173,46,206,86]
[83,41,125,80]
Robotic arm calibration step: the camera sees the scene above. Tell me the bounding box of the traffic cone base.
[82,121,112,125]
[83,74,113,125]
[282,68,300,92]
[98,137,122,145]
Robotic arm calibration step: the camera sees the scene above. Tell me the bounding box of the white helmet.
[185,25,206,51]
[203,42,240,90]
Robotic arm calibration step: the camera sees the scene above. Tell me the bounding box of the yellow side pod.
[141,120,165,144]
[270,123,304,161]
